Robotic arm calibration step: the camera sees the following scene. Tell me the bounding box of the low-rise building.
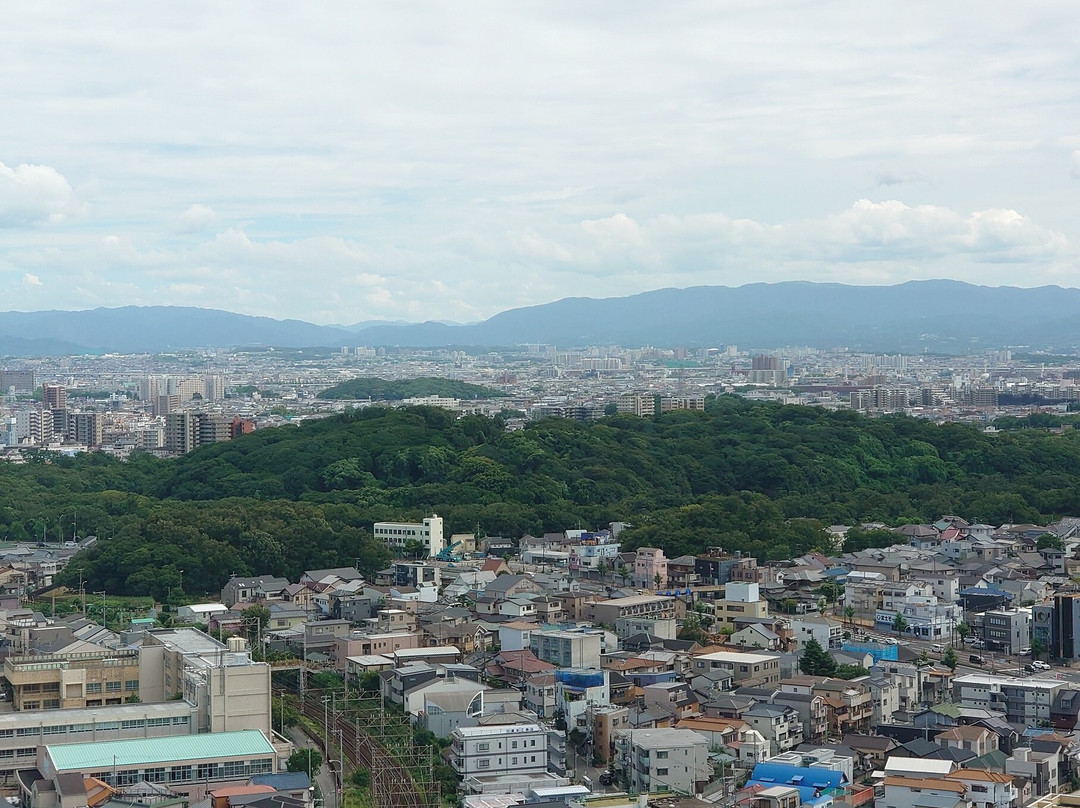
[952,673,1064,725]
[31,729,278,799]
[613,727,710,797]
[691,651,781,686]
[449,723,548,779]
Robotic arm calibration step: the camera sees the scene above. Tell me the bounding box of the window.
[86,682,102,694]
[105,681,122,693]
[657,768,669,776]
[477,742,490,752]
[477,760,490,769]
[125,680,139,691]
[15,728,37,738]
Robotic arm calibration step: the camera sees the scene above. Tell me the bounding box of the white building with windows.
[449,723,548,779]
[613,727,710,796]
[374,514,444,557]
[875,592,960,641]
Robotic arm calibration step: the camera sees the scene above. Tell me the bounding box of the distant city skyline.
[3,3,1079,324]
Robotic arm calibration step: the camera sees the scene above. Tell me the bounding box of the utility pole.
[336,728,344,808]
[323,695,330,766]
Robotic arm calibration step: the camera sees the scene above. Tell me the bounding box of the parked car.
[969,654,985,665]
[599,772,614,786]
[1019,647,1032,655]
[1033,661,1052,671]
[1024,664,1036,673]
[969,639,985,648]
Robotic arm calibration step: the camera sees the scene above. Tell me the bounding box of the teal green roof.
[47,730,274,772]
[964,749,1009,771]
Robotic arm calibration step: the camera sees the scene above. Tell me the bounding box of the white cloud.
[22,273,42,287]
[177,204,217,234]
[0,163,80,226]
[0,4,1079,321]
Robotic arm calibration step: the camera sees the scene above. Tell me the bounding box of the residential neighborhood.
[4,513,1080,807]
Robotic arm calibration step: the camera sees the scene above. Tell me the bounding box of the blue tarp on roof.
[748,763,847,804]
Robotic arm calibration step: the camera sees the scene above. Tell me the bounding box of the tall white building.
[374,514,444,557]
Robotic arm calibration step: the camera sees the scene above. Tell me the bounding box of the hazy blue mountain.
[2,282,1080,355]
[350,280,1080,352]
[0,307,357,354]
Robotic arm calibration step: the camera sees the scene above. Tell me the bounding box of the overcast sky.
[3,2,1079,324]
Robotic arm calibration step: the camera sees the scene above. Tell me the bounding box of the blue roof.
[251,772,312,791]
[748,763,847,802]
[959,585,1012,598]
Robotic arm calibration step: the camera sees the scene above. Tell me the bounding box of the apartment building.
[614,727,710,796]
[789,615,842,650]
[742,703,803,755]
[373,515,445,557]
[634,548,668,589]
[953,673,1064,724]
[589,594,676,626]
[691,651,781,686]
[710,583,770,629]
[530,629,602,670]
[449,723,548,778]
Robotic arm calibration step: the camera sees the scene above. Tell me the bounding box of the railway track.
[283,688,430,808]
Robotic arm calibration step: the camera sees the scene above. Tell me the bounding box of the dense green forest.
[3,397,1080,599]
[317,376,504,400]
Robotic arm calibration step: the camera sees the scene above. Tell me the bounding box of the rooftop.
[47,730,275,772]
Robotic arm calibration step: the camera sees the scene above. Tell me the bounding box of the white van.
[931,643,944,653]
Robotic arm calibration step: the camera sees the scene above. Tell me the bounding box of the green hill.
[317,377,504,400]
[3,397,1080,599]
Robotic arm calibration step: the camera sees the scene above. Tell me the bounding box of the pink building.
[635,547,668,589]
[334,631,420,670]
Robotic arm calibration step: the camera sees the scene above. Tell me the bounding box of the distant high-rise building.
[68,412,103,447]
[43,384,66,411]
[165,412,234,454]
[204,375,226,401]
[230,417,255,439]
[167,378,204,401]
[164,412,194,454]
[154,394,180,417]
[0,370,34,394]
[752,354,780,371]
[140,375,164,403]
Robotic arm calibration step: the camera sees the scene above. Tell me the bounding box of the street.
[288,726,339,808]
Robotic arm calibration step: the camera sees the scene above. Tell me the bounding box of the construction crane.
[433,540,462,562]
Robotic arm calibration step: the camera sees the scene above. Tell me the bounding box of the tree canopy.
[317,377,504,401]
[12,395,1080,598]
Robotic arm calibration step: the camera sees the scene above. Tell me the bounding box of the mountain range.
[2,280,1080,355]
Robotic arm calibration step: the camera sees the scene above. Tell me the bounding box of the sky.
[3,2,1080,325]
